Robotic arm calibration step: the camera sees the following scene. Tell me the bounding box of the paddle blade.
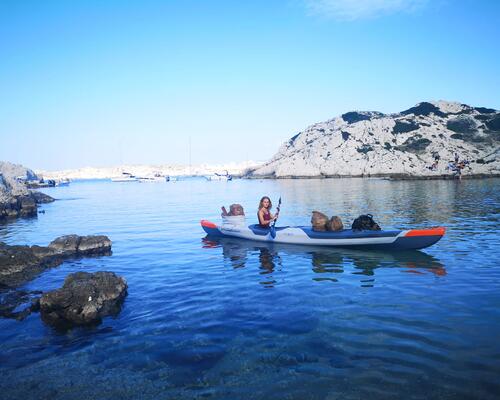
[270,225,276,239]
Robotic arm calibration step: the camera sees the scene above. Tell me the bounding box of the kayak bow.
[201,220,445,250]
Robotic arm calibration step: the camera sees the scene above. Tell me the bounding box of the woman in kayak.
[258,196,277,228]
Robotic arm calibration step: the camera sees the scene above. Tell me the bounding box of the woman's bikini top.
[258,209,271,227]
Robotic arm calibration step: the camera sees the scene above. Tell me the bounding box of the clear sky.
[1,0,499,170]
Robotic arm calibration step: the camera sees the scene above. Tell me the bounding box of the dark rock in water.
[0,243,45,286]
[48,235,80,254]
[30,191,55,204]
[0,235,112,287]
[40,271,127,327]
[48,235,112,256]
[0,191,54,221]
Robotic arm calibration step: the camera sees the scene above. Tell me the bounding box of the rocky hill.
[0,162,53,220]
[0,162,34,200]
[247,101,499,178]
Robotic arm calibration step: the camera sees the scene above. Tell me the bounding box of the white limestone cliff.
[248,101,499,178]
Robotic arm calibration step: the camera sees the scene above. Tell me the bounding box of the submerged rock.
[0,235,112,287]
[40,271,127,327]
[0,288,42,320]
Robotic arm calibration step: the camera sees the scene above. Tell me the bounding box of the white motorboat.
[205,171,232,181]
[137,173,166,183]
[111,172,138,182]
[55,179,70,186]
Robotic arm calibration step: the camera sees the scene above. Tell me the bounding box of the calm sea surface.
[1,178,499,399]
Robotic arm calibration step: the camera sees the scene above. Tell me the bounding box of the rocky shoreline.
[0,191,54,220]
[1,162,128,329]
[0,235,127,327]
[0,161,55,221]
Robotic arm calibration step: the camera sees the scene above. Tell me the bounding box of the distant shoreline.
[244,173,500,180]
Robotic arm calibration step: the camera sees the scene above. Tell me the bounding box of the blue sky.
[0,0,499,170]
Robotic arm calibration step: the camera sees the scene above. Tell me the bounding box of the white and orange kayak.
[201,220,445,250]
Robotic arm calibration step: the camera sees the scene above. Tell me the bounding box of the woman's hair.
[258,196,272,210]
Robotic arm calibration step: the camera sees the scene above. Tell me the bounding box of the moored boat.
[55,179,70,186]
[111,172,138,182]
[205,171,232,181]
[201,220,445,250]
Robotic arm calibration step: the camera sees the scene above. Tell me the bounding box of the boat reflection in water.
[202,236,445,288]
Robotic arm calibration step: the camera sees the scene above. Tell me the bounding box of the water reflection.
[202,237,446,287]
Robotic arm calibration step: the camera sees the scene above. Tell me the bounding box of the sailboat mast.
[188,136,192,176]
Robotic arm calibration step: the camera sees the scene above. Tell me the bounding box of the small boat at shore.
[55,179,70,186]
[201,220,445,250]
[25,179,56,188]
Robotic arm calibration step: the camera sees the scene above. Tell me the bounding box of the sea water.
[0,178,499,399]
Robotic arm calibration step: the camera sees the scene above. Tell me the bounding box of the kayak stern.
[391,227,446,250]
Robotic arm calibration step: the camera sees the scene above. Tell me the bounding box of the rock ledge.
[0,235,112,287]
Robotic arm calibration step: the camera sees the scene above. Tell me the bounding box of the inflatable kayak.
[201,220,445,250]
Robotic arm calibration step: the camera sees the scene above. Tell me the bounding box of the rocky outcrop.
[0,235,112,287]
[248,101,500,178]
[0,161,55,220]
[30,190,54,204]
[40,271,127,327]
[0,161,38,182]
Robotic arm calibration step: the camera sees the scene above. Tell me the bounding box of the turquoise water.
[1,178,499,399]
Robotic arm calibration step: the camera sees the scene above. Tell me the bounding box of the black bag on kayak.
[351,214,381,231]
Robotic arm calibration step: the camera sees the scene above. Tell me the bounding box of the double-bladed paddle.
[270,196,281,239]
